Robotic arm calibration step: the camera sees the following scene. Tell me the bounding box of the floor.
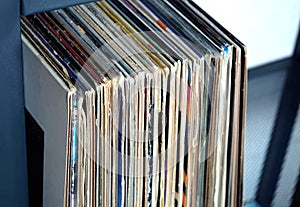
[244,64,300,206]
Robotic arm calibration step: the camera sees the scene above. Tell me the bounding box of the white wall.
[195,0,300,68]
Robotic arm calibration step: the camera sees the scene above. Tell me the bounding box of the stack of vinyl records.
[21,0,247,206]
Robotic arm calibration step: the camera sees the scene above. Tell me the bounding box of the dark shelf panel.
[21,0,96,15]
[0,1,28,207]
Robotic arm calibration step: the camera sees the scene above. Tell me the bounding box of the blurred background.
[195,0,300,206]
